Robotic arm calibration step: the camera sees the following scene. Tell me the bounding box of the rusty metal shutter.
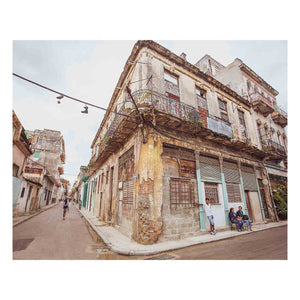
[123,179,134,204]
[223,160,240,183]
[199,156,221,182]
[162,144,195,161]
[226,183,242,203]
[241,165,258,191]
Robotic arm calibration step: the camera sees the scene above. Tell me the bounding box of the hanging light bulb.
[81,105,88,114]
[56,94,64,104]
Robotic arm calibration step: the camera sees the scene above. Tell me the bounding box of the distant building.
[23,129,65,208]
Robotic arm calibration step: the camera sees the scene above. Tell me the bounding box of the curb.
[13,203,59,227]
[74,205,287,256]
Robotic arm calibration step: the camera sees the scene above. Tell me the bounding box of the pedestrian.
[195,198,216,235]
[63,198,69,220]
[229,207,243,231]
[236,206,252,231]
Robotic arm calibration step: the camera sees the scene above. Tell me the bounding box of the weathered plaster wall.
[249,191,263,223]
[159,156,200,241]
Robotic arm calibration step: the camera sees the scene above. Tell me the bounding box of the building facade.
[22,129,65,209]
[83,40,287,244]
[12,110,33,215]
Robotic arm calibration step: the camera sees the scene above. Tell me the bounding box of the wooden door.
[108,167,114,221]
[245,191,253,221]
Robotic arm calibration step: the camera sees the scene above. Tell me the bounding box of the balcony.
[250,93,274,116]
[261,139,286,157]
[88,89,270,174]
[271,108,287,127]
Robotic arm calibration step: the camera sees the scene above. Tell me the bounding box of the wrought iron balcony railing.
[261,138,286,156]
[91,89,234,166]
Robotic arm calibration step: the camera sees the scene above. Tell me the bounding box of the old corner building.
[80,40,287,245]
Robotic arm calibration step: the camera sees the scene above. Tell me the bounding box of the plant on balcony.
[262,145,268,152]
[197,119,204,127]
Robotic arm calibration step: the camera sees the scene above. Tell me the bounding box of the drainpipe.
[195,150,205,231]
[263,163,279,222]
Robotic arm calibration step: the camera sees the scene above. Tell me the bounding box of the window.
[106,170,109,184]
[13,164,19,177]
[170,178,195,208]
[164,70,180,101]
[238,110,247,139]
[34,151,40,158]
[247,81,253,94]
[218,99,229,122]
[238,110,246,127]
[196,87,207,99]
[20,187,25,198]
[164,71,178,85]
[204,182,219,204]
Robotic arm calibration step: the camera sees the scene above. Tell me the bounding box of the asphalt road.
[13,202,287,260]
[144,225,287,260]
[96,225,287,260]
[13,202,99,259]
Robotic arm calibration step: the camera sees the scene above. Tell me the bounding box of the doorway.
[25,185,33,212]
[244,190,253,221]
[108,167,114,221]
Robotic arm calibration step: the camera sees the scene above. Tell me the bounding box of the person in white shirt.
[195,198,216,235]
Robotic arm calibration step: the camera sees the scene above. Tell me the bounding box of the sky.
[13,40,287,186]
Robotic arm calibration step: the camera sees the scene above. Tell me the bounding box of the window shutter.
[241,165,258,191]
[226,183,242,203]
[199,156,221,182]
[123,179,134,204]
[223,161,240,183]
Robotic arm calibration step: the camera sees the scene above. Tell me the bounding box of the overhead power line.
[13,73,139,123]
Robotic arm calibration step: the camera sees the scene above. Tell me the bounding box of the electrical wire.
[13,73,140,124]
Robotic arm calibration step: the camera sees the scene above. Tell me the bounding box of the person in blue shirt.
[236,206,252,231]
[228,207,243,231]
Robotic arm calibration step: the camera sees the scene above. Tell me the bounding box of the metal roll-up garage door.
[224,160,241,202]
[199,155,221,182]
[241,165,258,191]
[223,160,240,183]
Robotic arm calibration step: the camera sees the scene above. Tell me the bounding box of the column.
[219,156,230,225]
[195,150,206,231]
[253,166,266,221]
[237,160,249,215]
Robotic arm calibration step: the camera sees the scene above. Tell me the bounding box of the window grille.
[204,182,219,204]
[170,178,195,208]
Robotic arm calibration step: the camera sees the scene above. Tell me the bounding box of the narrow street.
[13,203,287,260]
[13,202,100,259]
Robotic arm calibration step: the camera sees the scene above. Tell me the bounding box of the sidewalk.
[75,205,287,256]
[13,202,59,227]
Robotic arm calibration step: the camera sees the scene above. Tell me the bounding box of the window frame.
[218,98,229,122]
[169,177,195,209]
[204,182,219,204]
